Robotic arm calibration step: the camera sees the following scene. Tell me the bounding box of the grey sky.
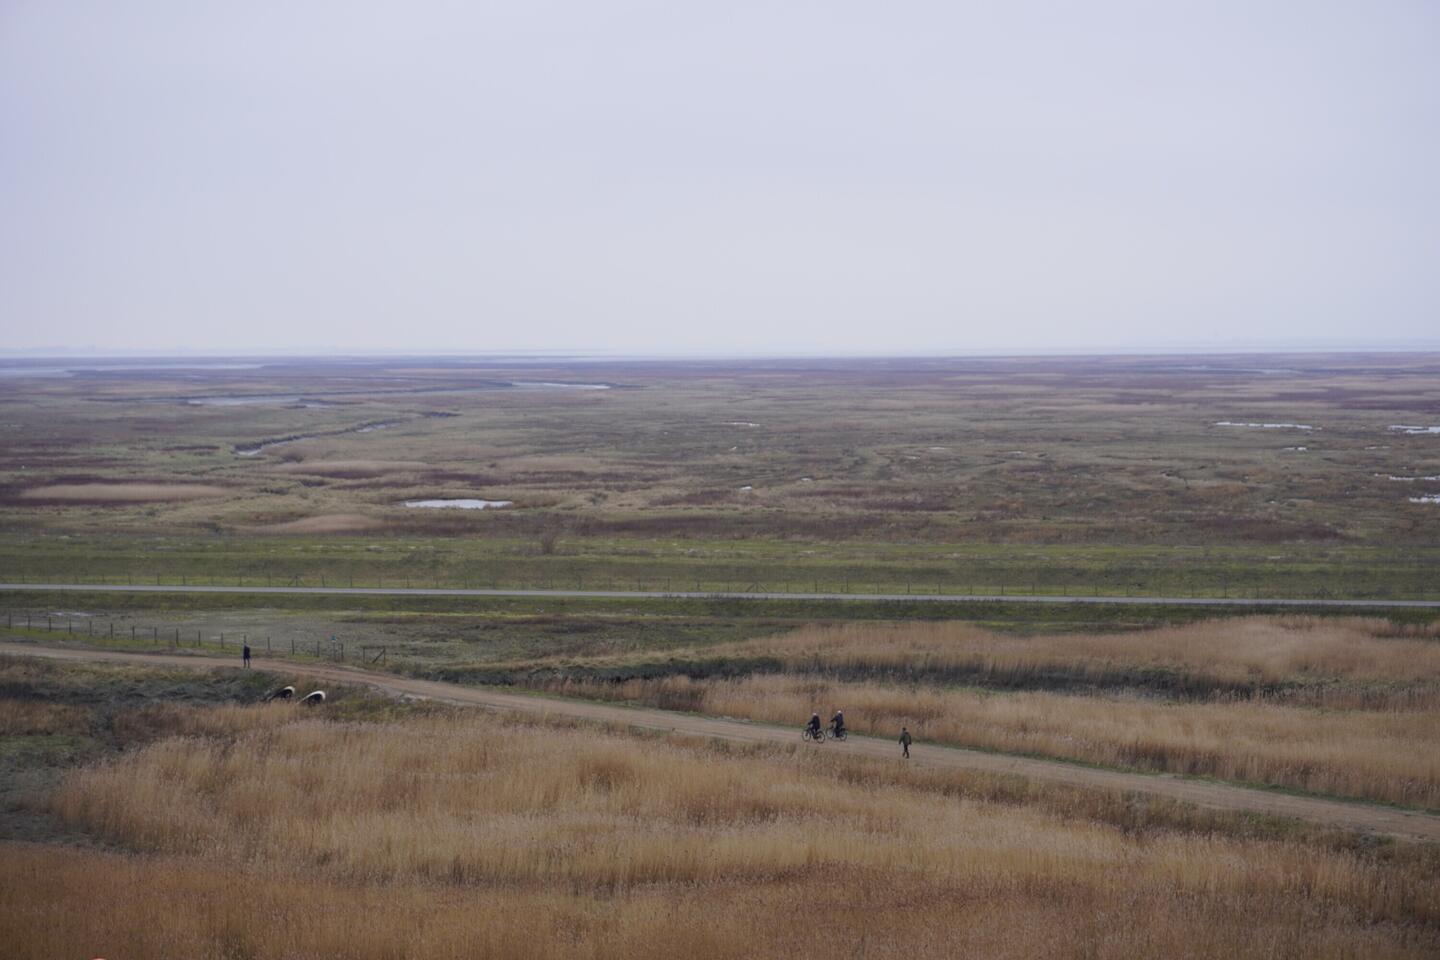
[2,1,1437,355]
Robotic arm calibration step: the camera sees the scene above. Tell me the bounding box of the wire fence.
[1,611,379,665]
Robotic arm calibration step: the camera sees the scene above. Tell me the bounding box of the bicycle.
[802,726,825,743]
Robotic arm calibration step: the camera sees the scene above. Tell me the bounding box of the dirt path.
[4,581,1439,608]
[5,641,1439,844]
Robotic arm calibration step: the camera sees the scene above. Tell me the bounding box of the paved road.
[2,582,1438,608]
[4,641,1438,843]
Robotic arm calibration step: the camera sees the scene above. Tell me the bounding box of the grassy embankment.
[7,584,1437,675]
[3,535,1438,600]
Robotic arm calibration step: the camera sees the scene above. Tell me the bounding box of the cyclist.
[831,709,846,738]
[807,712,822,737]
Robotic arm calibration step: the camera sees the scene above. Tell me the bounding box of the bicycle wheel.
[833,729,848,742]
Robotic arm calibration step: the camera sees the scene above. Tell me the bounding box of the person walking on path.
[242,643,251,668]
[899,727,912,759]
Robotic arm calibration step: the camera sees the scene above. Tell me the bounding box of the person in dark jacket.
[899,727,913,759]
[242,643,251,668]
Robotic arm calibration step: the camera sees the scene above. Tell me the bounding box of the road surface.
[2,582,1438,608]
[3,641,1438,843]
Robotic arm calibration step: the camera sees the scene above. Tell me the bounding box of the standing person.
[899,727,912,759]
[242,643,251,668]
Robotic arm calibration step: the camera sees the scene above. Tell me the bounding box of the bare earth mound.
[17,483,230,504]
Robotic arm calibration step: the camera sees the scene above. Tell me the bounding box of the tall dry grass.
[747,616,1440,687]
[550,673,1440,807]
[0,698,88,735]
[6,841,1436,960]
[478,618,1440,805]
[513,617,1440,707]
[23,707,1440,958]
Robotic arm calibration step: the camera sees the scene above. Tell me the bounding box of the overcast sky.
[2,1,1437,356]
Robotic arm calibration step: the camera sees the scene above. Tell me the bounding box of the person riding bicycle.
[831,710,846,737]
[807,713,822,736]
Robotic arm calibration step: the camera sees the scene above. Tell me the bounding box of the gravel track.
[3,582,1439,608]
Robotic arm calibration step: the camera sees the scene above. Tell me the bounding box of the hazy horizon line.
[4,340,1440,362]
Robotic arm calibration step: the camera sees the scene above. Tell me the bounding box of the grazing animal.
[264,685,295,702]
[299,690,326,705]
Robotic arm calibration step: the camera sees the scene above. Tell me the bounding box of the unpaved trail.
[3,581,1440,608]
[5,641,1439,844]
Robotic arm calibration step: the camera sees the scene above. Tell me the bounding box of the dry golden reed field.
[3,696,1438,960]
[532,617,1440,807]
[3,615,1440,958]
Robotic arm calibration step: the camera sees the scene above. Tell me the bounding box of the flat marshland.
[2,353,1439,597]
[2,658,1438,959]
